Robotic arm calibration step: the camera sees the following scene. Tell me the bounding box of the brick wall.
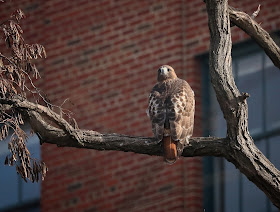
[39,1,193,211]
[1,0,280,211]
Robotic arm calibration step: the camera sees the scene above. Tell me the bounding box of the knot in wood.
[239,92,250,102]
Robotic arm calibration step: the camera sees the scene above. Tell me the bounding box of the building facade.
[0,0,280,211]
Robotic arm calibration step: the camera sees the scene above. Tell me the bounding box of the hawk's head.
[157,65,177,82]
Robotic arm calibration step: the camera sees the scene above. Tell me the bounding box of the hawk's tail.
[163,136,177,164]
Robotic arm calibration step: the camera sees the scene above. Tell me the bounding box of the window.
[203,42,280,212]
[0,126,40,212]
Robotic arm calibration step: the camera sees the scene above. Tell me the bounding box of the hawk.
[147,65,195,164]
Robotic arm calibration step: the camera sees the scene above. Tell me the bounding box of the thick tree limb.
[0,96,83,145]
[0,96,227,157]
[206,0,280,208]
[204,1,280,70]
[228,5,280,70]
[31,109,227,157]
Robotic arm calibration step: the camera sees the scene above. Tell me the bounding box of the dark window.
[0,127,40,212]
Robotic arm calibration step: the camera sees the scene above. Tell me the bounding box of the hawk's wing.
[167,79,195,155]
[148,84,166,141]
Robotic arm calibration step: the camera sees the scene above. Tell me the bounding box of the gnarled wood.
[31,109,227,158]
[206,0,280,208]
[229,6,280,70]
[0,96,227,157]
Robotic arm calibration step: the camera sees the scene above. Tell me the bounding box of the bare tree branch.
[0,96,82,144]
[229,5,280,70]
[0,96,227,158]
[33,111,227,158]
[206,0,280,208]
[251,4,261,19]
[204,1,280,70]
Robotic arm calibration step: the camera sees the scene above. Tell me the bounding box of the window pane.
[232,61,236,78]
[265,56,280,130]
[22,134,41,201]
[237,53,263,136]
[241,175,267,212]
[0,129,40,209]
[268,136,280,212]
[224,139,268,212]
[241,140,267,212]
[224,161,240,212]
[269,136,280,170]
[0,139,19,209]
[209,86,226,137]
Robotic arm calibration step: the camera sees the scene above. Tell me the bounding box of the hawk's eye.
[167,68,170,72]
[158,69,161,73]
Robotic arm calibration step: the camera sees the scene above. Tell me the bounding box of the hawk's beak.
[159,67,168,75]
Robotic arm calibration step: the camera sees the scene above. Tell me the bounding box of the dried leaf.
[0,9,47,183]
[1,125,8,139]
[21,158,27,178]
[16,165,19,173]
[36,173,39,182]
[9,157,14,166]
[4,125,8,136]
[0,58,3,68]
[32,64,39,78]
[4,156,8,165]
[30,129,34,136]
[25,148,30,157]
[12,153,16,161]
[15,23,23,34]
[15,9,25,21]
[9,21,16,33]
[18,113,24,125]
[42,46,47,58]
[33,160,37,172]
[22,176,27,183]
[5,36,11,48]
[11,85,17,94]
[41,162,48,180]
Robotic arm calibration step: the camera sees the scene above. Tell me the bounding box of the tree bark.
[28,110,227,157]
[0,96,226,157]
[0,96,227,157]
[206,0,280,208]
[229,6,280,70]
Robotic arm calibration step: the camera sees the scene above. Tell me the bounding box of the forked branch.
[228,5,280,69]
[206,0,280,208]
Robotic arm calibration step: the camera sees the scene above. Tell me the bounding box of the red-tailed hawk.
[147,65,195,164]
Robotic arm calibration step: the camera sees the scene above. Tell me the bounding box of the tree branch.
[206,0,280,208]
[0,96,227,158]
[0,96,83,145]
[32,110,227,157]
[228,5,280,70]
[204,2,280,70]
